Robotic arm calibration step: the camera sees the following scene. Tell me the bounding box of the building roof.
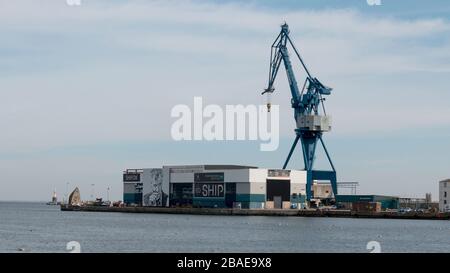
[203,165,258,170]
[164,164,257,170]
[336,194,399,201]
[440,179,450,183]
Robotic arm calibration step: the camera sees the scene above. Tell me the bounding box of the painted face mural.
[143,169,165,206]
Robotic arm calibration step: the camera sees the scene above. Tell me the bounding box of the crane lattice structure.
[262,23,337,202]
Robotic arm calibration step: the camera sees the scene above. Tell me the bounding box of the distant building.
[311,182,335,206]
[425,193,432,203]
[439,179,450,212]
[312,182,333,199]
[336,195,399,210]
[399,194,435,210]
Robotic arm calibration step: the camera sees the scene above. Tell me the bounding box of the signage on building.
[194,172,224,182]
[194,183,225,198]
[123,173,140,182]
[268,169,290,177]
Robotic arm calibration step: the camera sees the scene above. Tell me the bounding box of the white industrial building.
[439,179,450,212]
[123,165,307,209]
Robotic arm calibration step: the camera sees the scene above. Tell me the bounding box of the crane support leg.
[318,135,338,196]
[299,133,319,202]
[300,134,318,171]
[281,132,337,202]
[319,135,336,172]
[282,135,300,170]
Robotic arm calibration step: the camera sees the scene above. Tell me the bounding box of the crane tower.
[262,23,337,202]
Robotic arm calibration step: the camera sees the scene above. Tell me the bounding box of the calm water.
[0,202,449,253]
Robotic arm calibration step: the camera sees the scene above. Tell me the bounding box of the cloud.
[0,0,449,152]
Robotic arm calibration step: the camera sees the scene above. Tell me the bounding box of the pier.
[61,205,450,220]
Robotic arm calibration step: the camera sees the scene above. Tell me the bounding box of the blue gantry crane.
[262,23,337,202]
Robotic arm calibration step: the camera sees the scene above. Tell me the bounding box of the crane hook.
[266,91,272,112]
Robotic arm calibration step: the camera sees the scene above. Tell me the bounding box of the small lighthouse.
[47,189,58,205]
[52,190,57,204]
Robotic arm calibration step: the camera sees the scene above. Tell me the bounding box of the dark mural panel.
[225,183,236,208]
[170,183,193,206]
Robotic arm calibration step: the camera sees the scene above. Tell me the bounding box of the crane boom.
[262,23,337,203]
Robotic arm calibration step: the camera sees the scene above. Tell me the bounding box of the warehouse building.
[336,195,399,210]
[123,165,307,209]
[399,193,435,210]
[439,179,450,212]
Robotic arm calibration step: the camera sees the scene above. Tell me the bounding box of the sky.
[0,0,449,201]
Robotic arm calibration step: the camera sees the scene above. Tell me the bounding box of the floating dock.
[61,205,450,220]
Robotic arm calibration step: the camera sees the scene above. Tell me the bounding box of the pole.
[65,182,69,204]
[91,184,95,200]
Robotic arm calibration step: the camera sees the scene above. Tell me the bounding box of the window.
[445,200,447,205]
[445,192,448,198]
